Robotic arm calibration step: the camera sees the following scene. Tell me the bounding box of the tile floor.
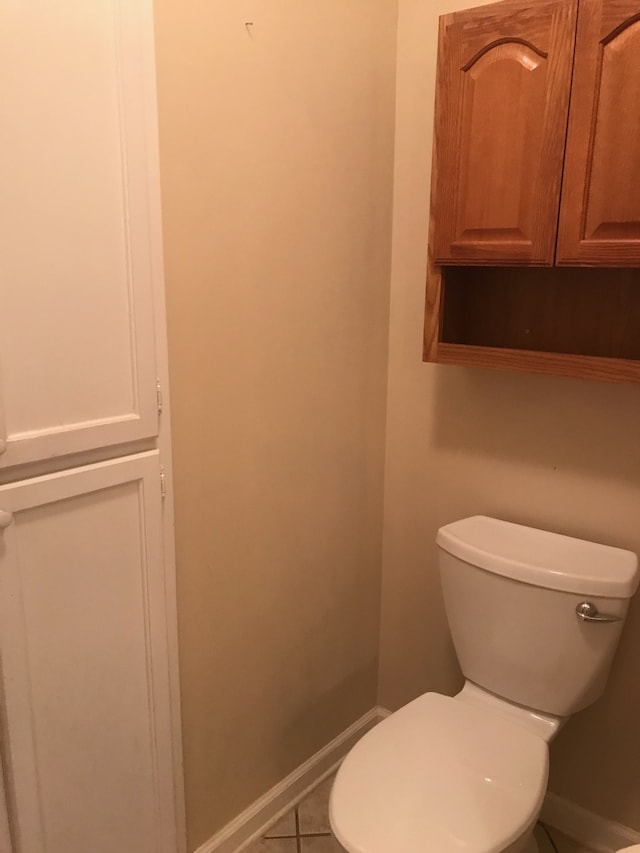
[243,773,600,853]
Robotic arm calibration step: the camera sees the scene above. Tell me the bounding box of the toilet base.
[333,834,538,853]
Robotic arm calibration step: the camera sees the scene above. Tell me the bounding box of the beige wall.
[154,0,640,843]
[379,0,640,832]
[153,1,397,849]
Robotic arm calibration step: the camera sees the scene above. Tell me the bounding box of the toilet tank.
[437,517,639,717]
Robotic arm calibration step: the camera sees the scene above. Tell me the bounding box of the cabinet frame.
[424,0,640,384]
[0,1,186,850]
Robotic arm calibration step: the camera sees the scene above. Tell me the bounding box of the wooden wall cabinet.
[425,0,640,383]
[557,0,640,265]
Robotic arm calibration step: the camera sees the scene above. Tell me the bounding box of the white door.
[0,0,161,469]
[0,452,178,853]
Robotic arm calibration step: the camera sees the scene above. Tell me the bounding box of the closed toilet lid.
[330,693,549,853]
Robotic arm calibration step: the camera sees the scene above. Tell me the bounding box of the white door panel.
[0,0,159,468]
[0,452,177,853]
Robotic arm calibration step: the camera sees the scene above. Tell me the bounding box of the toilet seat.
[330,692,549,853]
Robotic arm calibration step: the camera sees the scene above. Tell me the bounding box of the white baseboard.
[194,706,388,853]
[195,707,640,853]
[542,792,640,853]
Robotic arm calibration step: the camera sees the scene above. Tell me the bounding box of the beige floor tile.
[243,838,298,853]
[264,809,297,838]
[298,774,336,835]
[300,835,345,853]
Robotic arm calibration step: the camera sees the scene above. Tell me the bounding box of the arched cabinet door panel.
[558,0,640,266]
[432,0,578,266]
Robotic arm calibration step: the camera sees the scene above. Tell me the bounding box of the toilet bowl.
[331,691,548,853]
[330,516,639,853]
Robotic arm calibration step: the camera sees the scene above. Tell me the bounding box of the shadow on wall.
[426,362,640,825]
[430,366,640,485]
[278,659,379,776]
[552,597,640,822]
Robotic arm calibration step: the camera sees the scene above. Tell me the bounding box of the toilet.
[330,516,639,853]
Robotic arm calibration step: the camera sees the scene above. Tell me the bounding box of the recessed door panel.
[0,0,160,468]
[456,42,547,244]
[0,453,177,853]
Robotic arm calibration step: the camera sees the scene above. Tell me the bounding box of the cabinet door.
[432,0,577,265]
[0,1,160,469]
[557,0,640,265]
[0,453,178,853]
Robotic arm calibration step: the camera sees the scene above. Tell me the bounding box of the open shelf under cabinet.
[429,266,640,384]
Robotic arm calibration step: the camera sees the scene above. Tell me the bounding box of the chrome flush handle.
[576,601,621,624]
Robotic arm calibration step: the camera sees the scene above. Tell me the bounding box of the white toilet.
[330,516,639,853]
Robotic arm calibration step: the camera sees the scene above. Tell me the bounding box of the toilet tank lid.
[437,516,639,598]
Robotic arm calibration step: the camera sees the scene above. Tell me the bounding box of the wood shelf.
[436,343,640,384]
[440,266,640,358]
[428,266,640,384]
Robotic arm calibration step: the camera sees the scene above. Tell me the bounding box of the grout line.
[541,822,561,853]
[295,807,302,853]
